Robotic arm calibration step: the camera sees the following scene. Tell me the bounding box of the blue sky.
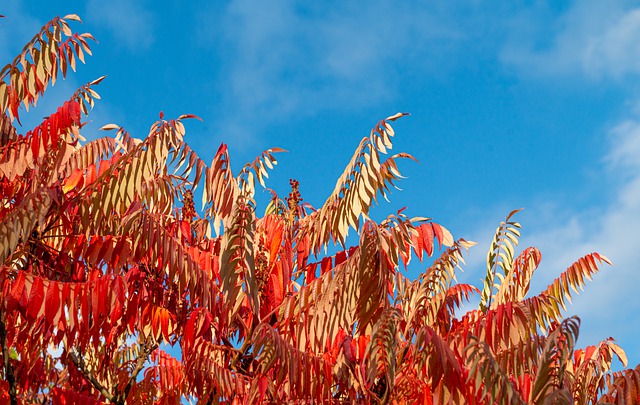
[2,1,640,369]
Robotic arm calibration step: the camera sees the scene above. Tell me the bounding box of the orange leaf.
[62,168,84,193]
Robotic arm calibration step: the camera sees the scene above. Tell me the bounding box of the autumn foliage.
[1,13,639,405]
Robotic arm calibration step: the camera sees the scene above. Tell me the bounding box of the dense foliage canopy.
[1,13,639,405]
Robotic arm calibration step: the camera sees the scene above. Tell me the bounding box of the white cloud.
[460,106,640,367]
[198,1,460,142]
[493,6,640,361]
[607,114,640,172]
[85,0,154,51]
[501,1,640,79]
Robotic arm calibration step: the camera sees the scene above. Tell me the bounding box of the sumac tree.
[1,13,639,405]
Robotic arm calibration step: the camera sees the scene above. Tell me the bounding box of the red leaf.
[6,271,26,312]
[214,143,228,158]
[258,375,268,402]
[432,223,444,250]
[126,292,139,335]
[411,230,424,261]
[69,100,81,124]
[320,257,332,276]
[45,282,61,325]
[271,262,284,307]
[357,335,370,363]
[85,164,97,184]
[348,246,358,257]
[332,328,347,355]
[59,282,70,332]
[421,223,434,257]
[31,130,40,158]
[306,263,317,283]
[61,101,70,128]
[97,236,114,268]
[110,237,128,269]
[183,314,195,355]
[27,276,45,321]
[49,113,58,149]
[179,220,192,244]
[584,345,596,360]
[109,277,124,325]
[343,336,357,363]
[159,309,169,342]
[91,282,101,329]
[335,250,347,266]
[268,220,283,263]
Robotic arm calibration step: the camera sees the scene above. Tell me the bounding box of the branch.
[230,321,255,372]
[68,351,114,402]
[0,314,17,405]
[117,340,158,403]
[69,339,157,405]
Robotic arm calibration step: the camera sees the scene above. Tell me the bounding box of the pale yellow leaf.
[63,14,82,22]
[100,123,120,131]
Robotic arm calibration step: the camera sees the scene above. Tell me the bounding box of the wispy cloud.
[501,1,640,79]
[85,0,154,51]
[459,104,640,367]
[488,3,640,363]
[196,1,461,143]
[533,118,640,365]
[494,2,640,362]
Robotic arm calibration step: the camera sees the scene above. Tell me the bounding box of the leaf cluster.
[0,13,637,405]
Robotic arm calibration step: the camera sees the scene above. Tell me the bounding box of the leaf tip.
[386,112,410,121]
[99,123,120,131]
[63,14,82,22]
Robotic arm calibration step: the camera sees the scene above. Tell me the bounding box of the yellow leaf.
[100,123,120,131]
[63,14,82,22]
[386,112,408,121]
[608,341,628,367]
[60,21,72,36]
[440,226,454,247]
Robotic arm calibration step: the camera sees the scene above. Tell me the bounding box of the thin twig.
[69,339,157,405]
[68,351,114,402]
[118,340,158,403]
[230,323,255,372]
